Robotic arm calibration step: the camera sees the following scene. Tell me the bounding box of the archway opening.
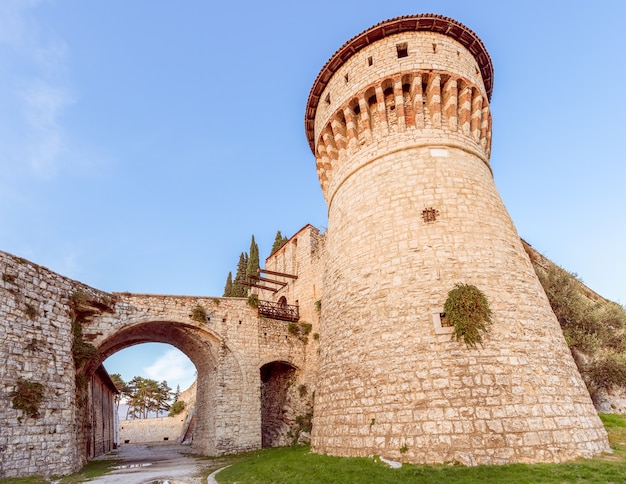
[104,343,197,420]
[89,320,229,456]
[260,361,297,447]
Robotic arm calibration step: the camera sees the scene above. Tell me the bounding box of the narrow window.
[344,73,349,83]
[396,43,408,58]
[367,56,373,66]
[325,94,331,105]
[432,43,437,53]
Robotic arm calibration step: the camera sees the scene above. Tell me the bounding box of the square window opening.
[396,43,408,58]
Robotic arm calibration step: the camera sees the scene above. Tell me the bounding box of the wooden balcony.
[257,300,300,322]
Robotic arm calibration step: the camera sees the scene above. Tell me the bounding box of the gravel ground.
[89,442,207,484]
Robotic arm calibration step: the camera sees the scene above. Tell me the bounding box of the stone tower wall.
[307,15,610,465]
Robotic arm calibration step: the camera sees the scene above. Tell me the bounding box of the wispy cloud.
[144,348,196,391]
[0,0,40,47]
[20,80,73,176]
[0,0,74,178]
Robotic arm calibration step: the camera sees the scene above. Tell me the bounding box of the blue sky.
[2,1,625,392]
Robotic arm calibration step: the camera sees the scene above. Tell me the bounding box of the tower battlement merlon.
[304,14,494,153]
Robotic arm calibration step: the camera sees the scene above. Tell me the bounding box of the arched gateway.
[0,251,311,478]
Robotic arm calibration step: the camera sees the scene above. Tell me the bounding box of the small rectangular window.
[325,94,331,105]
[367,56,373,66]
[396,43,408,58]
[433,312,454,335]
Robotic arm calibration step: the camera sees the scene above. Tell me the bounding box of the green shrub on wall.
[10,379,45,422]
[169,400,186,416]
[191,304,207,323]
[444,283,492,349]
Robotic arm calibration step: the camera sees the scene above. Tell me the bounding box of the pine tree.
[125,376,172,419]
[109,373,127,415]
[271,230,289,254]
[246,235,260,282]
[223,272,233,297]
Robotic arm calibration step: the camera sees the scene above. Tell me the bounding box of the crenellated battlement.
[314,70,492,201]
[306,15,494,204]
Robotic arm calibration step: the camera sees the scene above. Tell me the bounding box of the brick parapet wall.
[310,31,492,202]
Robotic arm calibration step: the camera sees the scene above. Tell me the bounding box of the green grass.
[0,458,122,484]
[0,478,48,484]
[215,414,626,484]
[3,415,626,483]
[56,458,123,483]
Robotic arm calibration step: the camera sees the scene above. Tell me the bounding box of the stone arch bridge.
[0,251,312,477]
[90,292,309,454]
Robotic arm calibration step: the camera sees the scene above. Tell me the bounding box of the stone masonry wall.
[1,251,83,477]
[119,416,186,444]
[259,224,325,394]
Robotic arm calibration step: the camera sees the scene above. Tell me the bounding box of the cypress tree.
[271,230,289,254]
[232,252,248,297]
[246,235,260,282]
[223,271,233,297]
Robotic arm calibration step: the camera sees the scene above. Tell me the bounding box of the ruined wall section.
[0,250,86,477]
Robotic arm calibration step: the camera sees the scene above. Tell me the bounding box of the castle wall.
[119,416,185,444]
[260,225,325,393]
[0,251,83,477]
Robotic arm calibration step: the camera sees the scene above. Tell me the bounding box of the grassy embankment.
[1,414,625,483]
[209,413,626,483]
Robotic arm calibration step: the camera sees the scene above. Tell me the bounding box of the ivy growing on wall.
[10,379,45,422]
[68,289,113,368]
[444,283,492,349]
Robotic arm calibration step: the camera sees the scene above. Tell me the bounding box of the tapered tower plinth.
[305,14,609,465]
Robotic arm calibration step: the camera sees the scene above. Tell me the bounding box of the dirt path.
[89,442,208,484]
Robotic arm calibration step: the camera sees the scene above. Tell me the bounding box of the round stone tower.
[305,15,609,465]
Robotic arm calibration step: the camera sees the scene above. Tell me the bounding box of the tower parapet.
[306,15,493,204]
[306,14,610,465]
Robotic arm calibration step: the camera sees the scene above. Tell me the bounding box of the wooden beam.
[258,268,298,279]
[240,281,278,293]
[249,274,287,286]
